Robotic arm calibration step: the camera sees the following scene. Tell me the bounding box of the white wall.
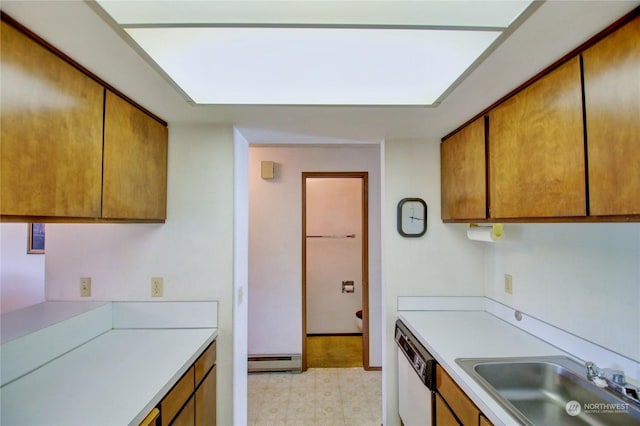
[0,223,46,314]
[484,223,640,362]
[43,124,235,426]
[248,145,382,365]
[306,178,363,334]
[383,138,486,426]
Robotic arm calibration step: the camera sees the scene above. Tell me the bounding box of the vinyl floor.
[306,335,363,368]
[248,367,382,426]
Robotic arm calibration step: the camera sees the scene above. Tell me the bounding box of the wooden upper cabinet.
[583,16,640,216]
[0,21,104,218]
[103,91,168,220]
[441,117,486,221]
[488,57,586,219]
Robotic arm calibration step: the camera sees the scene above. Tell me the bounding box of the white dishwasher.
[395,319,436,426]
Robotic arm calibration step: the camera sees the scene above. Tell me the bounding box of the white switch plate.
[151,277,163,297]
[80,277,91,297]
[504,274,513,294]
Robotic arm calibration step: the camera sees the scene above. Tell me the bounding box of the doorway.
[301,172,369,370]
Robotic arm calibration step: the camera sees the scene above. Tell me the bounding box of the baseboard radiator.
[248,354,302,373]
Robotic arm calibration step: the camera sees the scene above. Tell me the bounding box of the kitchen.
[1,1,639,426]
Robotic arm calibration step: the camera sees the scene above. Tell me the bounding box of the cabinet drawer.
[436,365,480,426]
[161,367,194,426]
[195,341,216,385]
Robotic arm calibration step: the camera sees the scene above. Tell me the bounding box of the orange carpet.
[306,335,363,368]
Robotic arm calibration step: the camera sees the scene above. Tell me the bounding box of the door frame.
[301,171,370,370]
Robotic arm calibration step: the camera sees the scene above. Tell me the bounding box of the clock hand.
[409,216,423,221]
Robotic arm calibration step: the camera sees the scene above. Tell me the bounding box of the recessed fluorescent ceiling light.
[98,1,532,105]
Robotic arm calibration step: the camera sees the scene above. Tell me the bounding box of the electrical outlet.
[504,274,513,294]
[151,277,163,297]
[80,277,91,297]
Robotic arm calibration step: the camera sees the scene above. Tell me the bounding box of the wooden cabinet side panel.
[0,21,103,217]
[488,57,586,219]
[441,118,487,220]
[436,365,480,426]
[584,16,640,215]
[103,91,168,220]
[195,365,216,426]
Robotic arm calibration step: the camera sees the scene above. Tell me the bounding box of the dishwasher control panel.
[395,319,436,389]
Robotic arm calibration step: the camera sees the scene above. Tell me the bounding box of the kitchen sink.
[455,356,640,425]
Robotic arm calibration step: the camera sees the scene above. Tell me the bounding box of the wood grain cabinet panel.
[441,118,487,221]
[158,341,216,426]
[161,367,194,426]
[103,91,168,220]
[435,392,461,426]
[436,365,483,426]
[0,21,104,218]
[171,396,195,426]
[488,57,586,219]
[195,341,216,385]
[195,365,216,426]
[583,16,640,216]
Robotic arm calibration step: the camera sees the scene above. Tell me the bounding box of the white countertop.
[398,310,569,425]
[1,328,217,426]
[1,301,109,344]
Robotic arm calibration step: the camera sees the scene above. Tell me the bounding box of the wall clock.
[397,198,427,237]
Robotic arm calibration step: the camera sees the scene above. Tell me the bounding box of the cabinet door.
[436,365,480,426]
[171,396,195,426]
[435,392,461,426]
[161,368,194,426]
[583,16,640,216]
[195,365,216,426]
[488,57,586,219]
[441,118,487,221]
[103,91,168,220]
[0,21,104,218]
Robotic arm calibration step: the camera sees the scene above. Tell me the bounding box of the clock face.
[397,198,427,237]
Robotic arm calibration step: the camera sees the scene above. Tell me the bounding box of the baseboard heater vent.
[248,354,302,373]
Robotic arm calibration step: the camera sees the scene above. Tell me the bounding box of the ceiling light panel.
[126,27,501,105]
[98,1,532,28]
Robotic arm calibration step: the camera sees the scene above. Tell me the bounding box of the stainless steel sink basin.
[456,356,640,425]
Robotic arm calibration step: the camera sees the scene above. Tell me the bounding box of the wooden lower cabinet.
[435,392,460,426]
[172,396,195,426]
[195,366,216,426]
[158,340,216,426]
[435,365,493,426]
[161,367,195,426]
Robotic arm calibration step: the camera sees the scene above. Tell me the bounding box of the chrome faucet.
[585,361,640,406]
